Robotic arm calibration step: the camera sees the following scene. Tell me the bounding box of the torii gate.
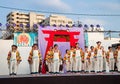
[41,29,80,73]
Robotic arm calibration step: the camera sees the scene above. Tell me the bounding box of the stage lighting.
[59,24,63,27]
[26,23,30,28]
[47,24,50,26]
[33,24,38,28]
[53,24,56,27]
[78,24,82,27]
[72,24,75,27]
[84,24,88,28]
[12,23,16,27]
[6,23,10,27]
[66,24,69,27]
[19,24,24,28]
[0,23,2,26]
[40,24,45,28]
[90,24,94,28]
[96,24,100,28]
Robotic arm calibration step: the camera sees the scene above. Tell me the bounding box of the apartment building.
[42,14,73,27]
[7,11,45,31]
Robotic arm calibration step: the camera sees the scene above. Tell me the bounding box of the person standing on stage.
[101,46,107,72]
[69,46,74,72]
[46,47,54,73]
[83,46,91,73]
[114,44,120,72]
[28,44,42,75]
[28,45,34,74]
[106,46,115,72]
[73,43,84,73]
[89,46,95,72]
[7,45,22,76]
[53,44,62,74]
[64,49,70,72]
[94,41,104,73]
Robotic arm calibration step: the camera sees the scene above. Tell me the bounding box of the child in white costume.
[94,41,104,73]
[69,46,74,72]
[73,43,84,72]
[28,44,42,75]
[64,49,70,72]
[101,46,107,72]
[114,44,120,72]
[46,47,54,73]
[89,46,95,72]
[53,44,62,74]
[106,46,115,72]
[83,46,91,73]
[7,45,22,76]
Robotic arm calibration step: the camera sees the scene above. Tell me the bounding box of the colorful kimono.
[46,50,54,73]
[73,48,84,72]
[28,49,41,74]
[94,46,104,72]
[64,53,70,72]
[106,51,115,71]
[53,49,61,73]
[69,49,74,72]
[83,51,90,72]
[89,50,95,72]
[114,49,120,71]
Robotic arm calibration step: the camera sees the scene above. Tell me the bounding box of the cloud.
[33,0,72,12]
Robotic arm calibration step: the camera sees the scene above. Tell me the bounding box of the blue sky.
[0,0,120,31]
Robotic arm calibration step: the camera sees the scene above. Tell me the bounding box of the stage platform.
[1,72,120,84]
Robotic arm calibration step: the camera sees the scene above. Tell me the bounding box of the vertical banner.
[14,32,38,47]
[84,32,88,46]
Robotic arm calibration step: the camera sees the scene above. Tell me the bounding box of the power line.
[0,5,120,16]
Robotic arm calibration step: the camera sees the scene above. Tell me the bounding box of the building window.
[16,13,19,15]
[68,21,72,24]
[17,21,19,23]
[52,20,56,23]
[12,15,14,17]
[11,18,14,21]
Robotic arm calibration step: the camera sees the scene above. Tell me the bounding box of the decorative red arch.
[41,29,80,73]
